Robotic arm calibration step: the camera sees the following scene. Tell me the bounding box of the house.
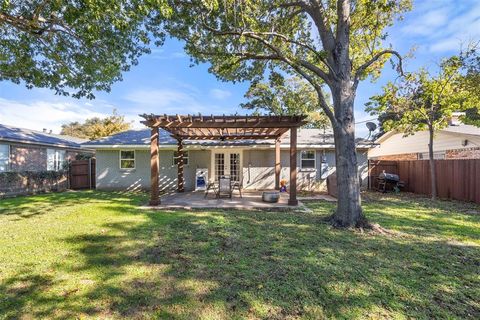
[0,123,93,172]
[0,123,94,197]
[83,127,372,193]
[368,122,480,160]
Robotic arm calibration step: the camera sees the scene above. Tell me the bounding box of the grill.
[377,171,404,193]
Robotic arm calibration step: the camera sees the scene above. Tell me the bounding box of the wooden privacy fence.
[368,159,480,204]
[69,159,96,190]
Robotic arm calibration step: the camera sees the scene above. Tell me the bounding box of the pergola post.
[288,127,298,206]
[177,139,185,192]
[275,138,281,190]
[150,127,160,206]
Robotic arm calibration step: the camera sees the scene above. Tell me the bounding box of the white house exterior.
[368,124,480,160]
[84,128,371,192]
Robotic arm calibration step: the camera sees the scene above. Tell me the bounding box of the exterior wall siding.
[96,149,210,191]
[369,130,480,159]
[95,148,369,192]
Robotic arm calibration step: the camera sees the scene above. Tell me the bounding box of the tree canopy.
[367,53,480,137]
[0,0,168,98]
[367,49,480,199]
[61,110,131,140]
[157,0,412,227]
[240,75,330,129]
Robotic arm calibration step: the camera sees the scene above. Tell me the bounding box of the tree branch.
[353,49,404,89]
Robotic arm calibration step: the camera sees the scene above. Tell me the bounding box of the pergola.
[140,114,307,206]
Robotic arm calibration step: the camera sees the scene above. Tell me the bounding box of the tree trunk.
[330,83,365,227]
[428,126,437,200]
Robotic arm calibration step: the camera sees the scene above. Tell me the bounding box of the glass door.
[229,153,240,182]
[213,151,241,182]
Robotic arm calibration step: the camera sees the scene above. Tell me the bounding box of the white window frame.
[300,150,316,170]
[47,148,66,171]
[173,151,189,166]
[119,150,136,170]
[0,144,10,172]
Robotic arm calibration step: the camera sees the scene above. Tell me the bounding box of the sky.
[0,0,479,138]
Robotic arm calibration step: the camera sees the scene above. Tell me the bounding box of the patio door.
[212,151,242,182]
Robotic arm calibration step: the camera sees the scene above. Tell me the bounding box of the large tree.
[159,0,411,227]
[0,0,167,98]
[241,74,330,129]
[61,110,132,140]
[367,52,480,200]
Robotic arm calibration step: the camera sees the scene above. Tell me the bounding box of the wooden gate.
[69,159,96,190]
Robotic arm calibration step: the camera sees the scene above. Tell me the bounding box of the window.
[300,150,316,169]
[120,150,135,169]
[173,151,189,166]
[47,149,66,171]
[0,144,9,172]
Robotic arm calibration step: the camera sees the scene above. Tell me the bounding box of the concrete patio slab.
[139,190,310,212]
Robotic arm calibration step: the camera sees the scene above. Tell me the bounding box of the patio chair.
[204,181,218,198]
[231,177,243,198]
[218,176,232,198]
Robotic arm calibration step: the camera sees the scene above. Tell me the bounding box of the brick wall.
[373,153,418,161]
[446,147,480,159]
[0,171,68,198]
[10,145,48,171]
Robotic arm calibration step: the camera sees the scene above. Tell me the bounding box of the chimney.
[43,128,47,133]
[49,130,52,134]
[448,112,465,126]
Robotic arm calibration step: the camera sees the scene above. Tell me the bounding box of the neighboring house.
[369,122,480,161]
[83,128,372,192]
[0,123,93,173]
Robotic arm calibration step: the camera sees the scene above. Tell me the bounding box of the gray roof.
[0,123,89,149]
[83,128,372,148]
[443,124,480,136]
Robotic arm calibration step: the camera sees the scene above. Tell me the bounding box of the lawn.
[0,191,479,319]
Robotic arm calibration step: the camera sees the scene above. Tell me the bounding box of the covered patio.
[140,114,307,206]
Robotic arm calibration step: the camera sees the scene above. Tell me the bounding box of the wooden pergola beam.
[288,127,298,206]
[150,127,160,206]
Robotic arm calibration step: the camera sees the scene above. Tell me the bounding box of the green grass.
[0,191,479,319]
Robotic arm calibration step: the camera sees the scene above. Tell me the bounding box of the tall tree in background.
[367,51,480,200]
[0,0,167,98]
[159,0,412,227]
[61,110,132,140]
[241,74,330,129]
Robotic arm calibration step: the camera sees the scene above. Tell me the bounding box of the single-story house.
[0,123,94,197]
[368,121,480,161]
[0,123,93,173]
[83,127,372,193]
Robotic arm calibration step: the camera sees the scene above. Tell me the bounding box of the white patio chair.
[218,176,232,198]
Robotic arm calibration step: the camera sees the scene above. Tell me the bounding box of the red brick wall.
[373,153,418,161]
[446,147,480,159]
[10,145,47,171]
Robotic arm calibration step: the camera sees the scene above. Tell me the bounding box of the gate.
[69,159,96,190]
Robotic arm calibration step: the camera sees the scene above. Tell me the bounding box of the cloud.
[0,98,112,133]
[123,88,228,116]
[209,88,232,100]
[398,0,480,53]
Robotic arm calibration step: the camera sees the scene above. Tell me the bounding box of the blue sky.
[0,0,479,137]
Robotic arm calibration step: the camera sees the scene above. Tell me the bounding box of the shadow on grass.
[1,191,479,319]
[0,190,145,219]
